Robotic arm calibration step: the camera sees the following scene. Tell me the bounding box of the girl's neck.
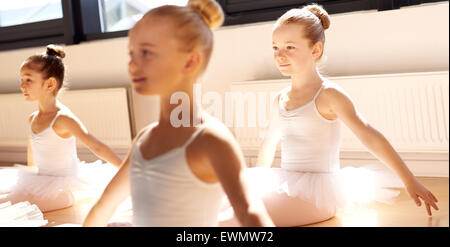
[37,96,59,114]
[159,82,202,129]
[290,68,323,92]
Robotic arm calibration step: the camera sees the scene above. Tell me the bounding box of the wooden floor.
[41,177,448,227]
[307,177,449,227]
[44,197,133,227]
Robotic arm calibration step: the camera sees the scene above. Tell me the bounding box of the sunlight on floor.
[338,207,378,227]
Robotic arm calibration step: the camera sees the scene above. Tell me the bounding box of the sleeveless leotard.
[130,119,225,226]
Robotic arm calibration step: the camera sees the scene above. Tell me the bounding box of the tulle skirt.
[0,201,48,227]
[0,160,118,202]
[241,164,405,212]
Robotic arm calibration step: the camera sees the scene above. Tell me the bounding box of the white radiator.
[230,71,449,177]
[0,88,132,163]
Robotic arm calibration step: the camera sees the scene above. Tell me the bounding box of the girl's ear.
[311,41,323,60]
[44,77,59,94]
[184,51,202,76]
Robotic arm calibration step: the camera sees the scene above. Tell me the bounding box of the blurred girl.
[83,0,273,227]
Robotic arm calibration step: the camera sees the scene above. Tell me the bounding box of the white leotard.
[279,80,341,173]
[0,103,117,213]
[130,121,225,226]
[30,107,79,176]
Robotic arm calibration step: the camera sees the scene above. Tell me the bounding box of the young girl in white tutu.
[0,45,122,216]
[83,0,273,227]
[219,4,439,227]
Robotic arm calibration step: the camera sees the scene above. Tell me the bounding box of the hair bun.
[46,44,66,59]
[188,0,224,30]
[304,5,330,30]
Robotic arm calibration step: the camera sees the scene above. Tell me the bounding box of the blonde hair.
[144,0,224,73]
[274,3,330,59]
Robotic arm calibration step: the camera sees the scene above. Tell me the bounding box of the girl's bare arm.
[83,126,150,226]
[56,115,123,167]
[201,127,274,227]
[324,87,439,216]
[255,94,282,168]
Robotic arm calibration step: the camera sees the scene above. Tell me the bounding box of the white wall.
[0,2,448,94]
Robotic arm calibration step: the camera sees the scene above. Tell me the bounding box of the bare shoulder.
[318,80,360,117]
[321,80,348,96]
[196,115,238,154]
[320,80,353,104]
[200,115,234,141]
[53,113,78,127]
[51,114,86,138]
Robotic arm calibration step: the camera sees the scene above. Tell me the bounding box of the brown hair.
[275,3,330,59]
[144,0,224,73]
[21,44,66,93]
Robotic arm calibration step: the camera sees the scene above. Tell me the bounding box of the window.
[100,0,188,32]
[0,0,66,51]
[0,0,63,27]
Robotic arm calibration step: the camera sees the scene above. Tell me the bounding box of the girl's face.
[128,16,193,96]
[272,23,320,76]
[19,65,48,101]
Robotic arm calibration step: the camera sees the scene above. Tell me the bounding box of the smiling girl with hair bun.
[219,3,439,227]
[0,45,122,222]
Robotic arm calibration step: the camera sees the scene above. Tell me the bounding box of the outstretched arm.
[201,128,274,226]
[83,126,148,226]
[255,94,282,168]
[56,115,123,167]
[83,155,131,226]
[325,87,439,216]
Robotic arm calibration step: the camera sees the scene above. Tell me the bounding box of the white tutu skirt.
[0,201,48,227]
[242,164,405,212]
[0,160,118,202]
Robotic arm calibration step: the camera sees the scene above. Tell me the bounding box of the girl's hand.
[405,179,439,216]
